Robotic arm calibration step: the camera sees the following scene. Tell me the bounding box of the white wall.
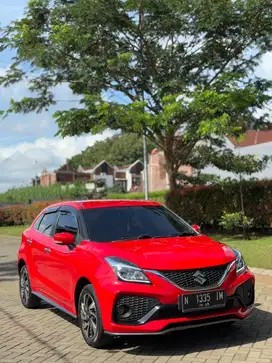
[203,142,272,180]
[126,171,132,191]
[93,174,114,187]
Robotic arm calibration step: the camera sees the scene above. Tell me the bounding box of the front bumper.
[96,265,255,336]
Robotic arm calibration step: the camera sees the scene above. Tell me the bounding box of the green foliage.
[165,180,272,228]
[107,181,127,194]
[212,151,271,175]
[219,212,253,233]
[107,190,167,204]
[66,133,156,169]
[1,0,271,190]
[0,183,88,203]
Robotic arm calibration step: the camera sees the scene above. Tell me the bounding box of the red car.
[18,200,255,348]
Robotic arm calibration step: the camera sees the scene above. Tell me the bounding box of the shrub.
[165,180,272,229]
[0,200,61,226]
[0,205,25,226]
[219,212,253,232]
[108,182,127,194]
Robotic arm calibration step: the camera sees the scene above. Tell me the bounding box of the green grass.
[0,225,28,237]
[210,234,272,270]
[0,226,271,269]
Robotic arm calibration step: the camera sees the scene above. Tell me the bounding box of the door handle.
[27,239,32,245]
[44,247,51,254]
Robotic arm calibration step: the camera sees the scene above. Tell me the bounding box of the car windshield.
[83,205,197,242]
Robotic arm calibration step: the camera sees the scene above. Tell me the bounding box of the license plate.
[179,290,226,313]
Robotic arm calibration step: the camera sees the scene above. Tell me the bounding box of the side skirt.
[32,291,77,319]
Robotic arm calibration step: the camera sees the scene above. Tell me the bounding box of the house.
[40,165,91,187]
[115,160,144,192]
[204,130,272,180]
[81,160,115,188]
[145,130,272,192]
[146,149,194,192]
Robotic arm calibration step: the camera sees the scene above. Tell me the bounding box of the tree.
[65,133,156,169]
[212,150,270,238]
[0,0,271,190]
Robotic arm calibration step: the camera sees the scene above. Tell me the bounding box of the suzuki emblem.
[193,270,207,285]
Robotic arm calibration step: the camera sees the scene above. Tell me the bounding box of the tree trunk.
[164,152,178,191]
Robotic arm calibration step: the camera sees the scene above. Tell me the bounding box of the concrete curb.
[249,266,272,276]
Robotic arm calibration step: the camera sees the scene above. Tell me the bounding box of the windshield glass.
[83,206,197,242]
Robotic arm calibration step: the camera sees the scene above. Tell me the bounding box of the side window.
[33,214,43,230]
[38,212,58,236]
[55,212,78,237]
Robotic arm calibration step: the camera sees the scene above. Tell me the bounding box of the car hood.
[90,235,236,270]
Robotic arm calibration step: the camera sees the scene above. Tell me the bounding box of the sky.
[0,0,271,193]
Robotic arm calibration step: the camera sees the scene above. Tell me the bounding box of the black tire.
[19,265,41,308]
[78,284,113,348]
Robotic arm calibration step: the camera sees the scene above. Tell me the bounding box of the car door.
[45,208,80,310]
[30,209,59,296]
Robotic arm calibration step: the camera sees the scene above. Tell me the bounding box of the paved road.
[0,236,272,363]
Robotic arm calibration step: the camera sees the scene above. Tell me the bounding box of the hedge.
[0,201,61,227]
[165,180,272,228]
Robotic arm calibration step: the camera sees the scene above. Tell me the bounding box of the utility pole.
[143,134,149,200]
[139,1,149,200]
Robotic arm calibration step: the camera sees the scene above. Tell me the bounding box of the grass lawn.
[0,225,28,237]
[0,226,271,269]
[210,234,272,270]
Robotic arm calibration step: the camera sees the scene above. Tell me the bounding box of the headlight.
[105,257,151,284]
[233,249,246,274]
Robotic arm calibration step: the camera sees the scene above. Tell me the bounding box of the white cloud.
[0,130,114,192]
[256,52,272,80]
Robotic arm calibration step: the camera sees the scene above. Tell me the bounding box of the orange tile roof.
[228,130,272,148]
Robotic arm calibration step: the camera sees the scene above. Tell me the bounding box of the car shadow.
[104,307,272,354]
[0,260,18,282]
[46,305,272,354]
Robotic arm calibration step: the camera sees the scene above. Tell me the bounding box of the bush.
[0,205,25,226]
[108,182,127,194]
[0,200,61,226]
[219,212,253,233]
[165,180,272,229]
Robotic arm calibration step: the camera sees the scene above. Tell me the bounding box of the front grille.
[114,295,159,324]
[159,264,228,290]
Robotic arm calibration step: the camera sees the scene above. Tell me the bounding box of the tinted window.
[38,212,58,236]
[33,214,43,230]
[55,212,78,237]
[83,206,197,242]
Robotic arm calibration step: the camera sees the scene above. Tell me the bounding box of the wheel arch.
[74,277,92,314]
[18,258,26,273]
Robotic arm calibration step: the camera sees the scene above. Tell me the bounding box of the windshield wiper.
[168,232,196,237]
[112,234,153,242]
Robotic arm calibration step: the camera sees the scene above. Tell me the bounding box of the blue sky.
[0,0,271,193]
[0,0,114,192]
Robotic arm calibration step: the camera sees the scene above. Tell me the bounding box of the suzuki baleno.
[18,200,255,348]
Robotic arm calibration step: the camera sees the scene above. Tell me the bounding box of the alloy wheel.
[80,292,98,340]
[20,268,30,304]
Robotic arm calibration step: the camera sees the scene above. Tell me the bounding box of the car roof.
[47,199,162,210]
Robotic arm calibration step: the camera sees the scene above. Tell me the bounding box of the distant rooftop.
[228,130,272,148]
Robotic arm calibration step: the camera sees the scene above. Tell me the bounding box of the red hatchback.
[18,200,255,348]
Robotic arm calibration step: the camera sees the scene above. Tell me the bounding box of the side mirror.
[192,224,201,233]
[54,232,75,245]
